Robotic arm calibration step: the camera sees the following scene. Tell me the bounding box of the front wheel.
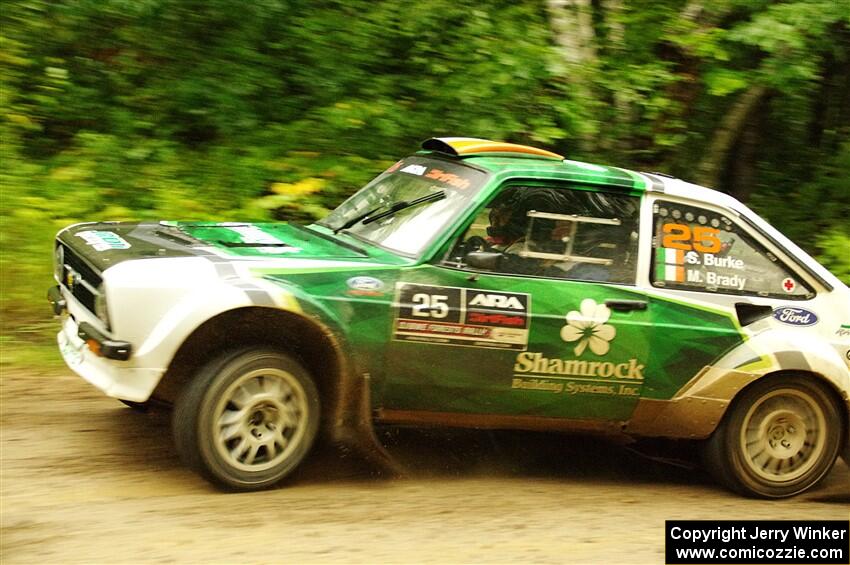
[173,349,320,491]
[702,376,842,498]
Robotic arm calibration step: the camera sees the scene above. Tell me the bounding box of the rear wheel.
[702,376,841,498]
[173,349,320,491]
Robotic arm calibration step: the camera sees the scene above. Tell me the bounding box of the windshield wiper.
[332,205,383,234]
[332,191,446,234]
[362,191,446,225]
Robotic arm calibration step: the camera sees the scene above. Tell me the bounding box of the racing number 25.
[411,293,449,318]
[662,223,722,253]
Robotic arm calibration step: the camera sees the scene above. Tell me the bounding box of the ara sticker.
[346,276,385,296]
[392,283,529,350]
[773,306,818,327]
[75,230,131,251]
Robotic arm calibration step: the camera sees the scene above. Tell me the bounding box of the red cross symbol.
[783,278,795,292]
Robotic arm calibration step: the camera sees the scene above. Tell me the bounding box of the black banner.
[666,520,849,564]
[393,283,530,350]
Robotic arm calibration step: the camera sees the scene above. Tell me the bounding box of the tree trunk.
[545,0,598,151]
[545,0,596,66]
[696,85,768,189]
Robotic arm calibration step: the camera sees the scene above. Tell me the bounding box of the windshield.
[320,156,489,256]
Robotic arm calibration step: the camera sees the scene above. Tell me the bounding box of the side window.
[651,200,813,298]
[446,185,640,284]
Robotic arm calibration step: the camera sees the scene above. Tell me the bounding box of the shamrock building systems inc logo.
[512,297,644,385]
[560,298,617,356]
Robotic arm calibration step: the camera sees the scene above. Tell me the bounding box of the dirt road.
[1,368,847,564]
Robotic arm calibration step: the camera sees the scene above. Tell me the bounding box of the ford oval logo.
[773,306,818,327]
[347,276,384,292]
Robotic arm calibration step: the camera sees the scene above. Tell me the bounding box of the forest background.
[1,0,848,364]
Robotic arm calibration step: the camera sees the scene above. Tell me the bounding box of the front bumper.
[55,301,163,403]
[49,285,132,361]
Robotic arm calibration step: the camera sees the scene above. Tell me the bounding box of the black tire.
[702,376,842,498]
[173,348,320,491]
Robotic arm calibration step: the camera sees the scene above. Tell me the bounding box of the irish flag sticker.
[656,248,685,283]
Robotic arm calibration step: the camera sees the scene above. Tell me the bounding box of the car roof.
[419,137,751,207]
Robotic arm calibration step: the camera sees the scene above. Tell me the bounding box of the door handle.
[604,299,648,312]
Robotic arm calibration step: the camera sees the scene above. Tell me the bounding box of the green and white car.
[49,137,850,497]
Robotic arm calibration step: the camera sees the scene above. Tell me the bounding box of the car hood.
[57,221,382,273]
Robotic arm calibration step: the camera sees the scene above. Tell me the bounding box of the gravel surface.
[1,369,847,564]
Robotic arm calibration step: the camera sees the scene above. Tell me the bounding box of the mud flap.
[328,371,405,477]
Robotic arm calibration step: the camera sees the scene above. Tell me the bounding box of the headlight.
[95,284,110,327]
[54,245,64,282]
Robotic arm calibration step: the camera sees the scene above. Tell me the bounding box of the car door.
[381,183,652,423]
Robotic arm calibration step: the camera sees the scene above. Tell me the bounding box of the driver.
[485,188,568,275]
[487,187,566,253]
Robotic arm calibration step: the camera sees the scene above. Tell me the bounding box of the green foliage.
[816,229,850,284]
[1,0,848,353]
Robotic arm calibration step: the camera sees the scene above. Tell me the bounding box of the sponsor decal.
[75,230,131,251]
[560,298,616,356]
[400,164,427,176]
[392,283,529,350]
[510,378,641,397]
[511,298,644,398]
[514,352,644,380]
[782,277,797,293]
[773,306,818,327]
[423,168,471,189]
[227,225,300,254]
[346,276,385,297]
[388,159,476,189]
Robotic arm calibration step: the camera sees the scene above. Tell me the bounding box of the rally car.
[48,137,850,498]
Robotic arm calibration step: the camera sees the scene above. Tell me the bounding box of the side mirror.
[465,251,502,271]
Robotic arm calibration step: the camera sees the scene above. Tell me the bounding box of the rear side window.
[650,201,813,299]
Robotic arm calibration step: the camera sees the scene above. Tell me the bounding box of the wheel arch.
[700,369,847,497]
[627,366,849,441]
[720,369,849,445]
[153,306,366,443]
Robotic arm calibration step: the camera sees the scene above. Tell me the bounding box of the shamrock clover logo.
[560,298,617,356]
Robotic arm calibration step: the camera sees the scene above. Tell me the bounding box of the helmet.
[487,187,566,243]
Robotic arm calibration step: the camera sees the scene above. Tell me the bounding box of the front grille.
[57,242,102,314]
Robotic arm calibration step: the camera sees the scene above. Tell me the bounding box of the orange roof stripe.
[422,137,564,160]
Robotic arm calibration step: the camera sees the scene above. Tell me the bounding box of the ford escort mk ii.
[49,137,850,497]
